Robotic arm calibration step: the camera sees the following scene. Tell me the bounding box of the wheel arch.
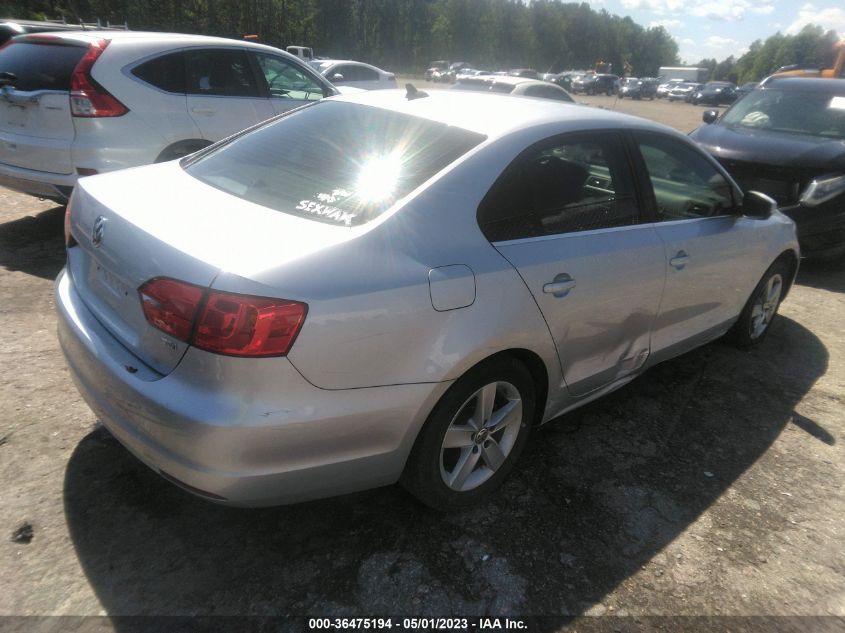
[443,348,551,428]
[774,248,800,299]
[154,139,213,163]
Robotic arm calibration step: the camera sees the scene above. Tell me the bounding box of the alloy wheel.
[749,273,783,339]
[439,381,523,492]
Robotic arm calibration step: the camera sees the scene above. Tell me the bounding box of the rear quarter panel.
[206,136,564,408]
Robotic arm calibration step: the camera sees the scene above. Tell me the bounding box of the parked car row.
[451,75,574,102]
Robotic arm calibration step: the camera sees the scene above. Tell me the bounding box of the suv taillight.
[139,278,307,357]
[70,39,128,117]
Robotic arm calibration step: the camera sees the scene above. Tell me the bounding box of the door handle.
[669,251,690,270]
[190,107,216,115]
[543,274,576,297]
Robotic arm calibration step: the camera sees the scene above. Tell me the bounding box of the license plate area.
[94,260,132,300]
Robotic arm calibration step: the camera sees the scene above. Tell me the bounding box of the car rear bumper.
[55,268,449,506]
[0,162,76,201]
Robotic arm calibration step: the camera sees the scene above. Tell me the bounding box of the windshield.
[184,101,486,226]
[721,89,845,139]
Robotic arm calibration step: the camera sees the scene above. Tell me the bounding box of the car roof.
[14,30,291,55]
[316,59,381,70]
[761,76,845,94]
[331,88,673,139]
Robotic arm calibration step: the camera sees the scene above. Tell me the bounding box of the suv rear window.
[0,41,86,91]
[132,51,186,93]
[184,101,485,227]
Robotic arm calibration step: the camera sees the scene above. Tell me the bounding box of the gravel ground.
[0,93,843,631]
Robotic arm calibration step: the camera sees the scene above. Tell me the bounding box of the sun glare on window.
[355,153,403,203]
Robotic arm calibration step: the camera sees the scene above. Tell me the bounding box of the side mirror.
[331,73,344,82]
[702,110,719,124]
[742,190,776,219]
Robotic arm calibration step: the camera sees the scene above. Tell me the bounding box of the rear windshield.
[0,41,86,91]
[184,101,486,226]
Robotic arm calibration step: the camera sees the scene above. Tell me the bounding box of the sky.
[590,0,845,64]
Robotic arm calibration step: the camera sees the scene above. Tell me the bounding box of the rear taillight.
[139,278,204,342]
[64,194,77,247]
[70,39,128,118]
[139,278,307,357]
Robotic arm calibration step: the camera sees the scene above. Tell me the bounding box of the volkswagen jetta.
[57,89,799,509]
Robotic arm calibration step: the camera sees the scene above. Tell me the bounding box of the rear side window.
[132,51,185,93]
[336,65,378,82]
[0,41,86,91]
[185,49,259,97]
[478,133,638,241]
[184,101,485,226]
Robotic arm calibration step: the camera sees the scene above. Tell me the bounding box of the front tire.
[727,260,789,348]
[401,357,535,510]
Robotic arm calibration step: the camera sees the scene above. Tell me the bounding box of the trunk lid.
[0,39,87,174]
[67,161,354,375]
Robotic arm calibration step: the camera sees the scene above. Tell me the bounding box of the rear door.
[629,131,765,357]
[184,47,273,139]
[481,131,666,396]
[0,38,86,174]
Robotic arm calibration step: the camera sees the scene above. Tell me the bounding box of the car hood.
[691,123,845,171]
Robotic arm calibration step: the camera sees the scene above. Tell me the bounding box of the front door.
[630,131,765,358]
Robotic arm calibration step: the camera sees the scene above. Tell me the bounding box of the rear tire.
[401,357,535,510]
[727,260,790,348]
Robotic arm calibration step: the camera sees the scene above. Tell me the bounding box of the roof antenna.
[405,83,429,100]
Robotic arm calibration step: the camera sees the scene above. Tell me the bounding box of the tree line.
[5,0,680,75]
[697,24,840,85]
[3,0,838,80]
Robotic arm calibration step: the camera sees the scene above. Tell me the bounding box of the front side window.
[185,49,259,97]
[184,101,485,226]
[255,54,324,101]
[478,133,638,241]
[634,132,735,220]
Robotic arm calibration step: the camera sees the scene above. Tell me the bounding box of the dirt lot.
[1,94,844,630]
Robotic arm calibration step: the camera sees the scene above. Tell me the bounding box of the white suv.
[0,31,338,202]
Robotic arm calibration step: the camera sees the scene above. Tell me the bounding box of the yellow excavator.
[774,39,845,79]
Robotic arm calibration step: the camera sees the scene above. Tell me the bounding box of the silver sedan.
[57,88,799,508]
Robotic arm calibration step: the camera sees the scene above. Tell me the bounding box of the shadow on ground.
[62,306,830,621]
[0,205,66,280]
[796,258,845,294]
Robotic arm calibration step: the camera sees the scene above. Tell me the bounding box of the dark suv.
[691,77,845,259]
[572,73,618,95]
